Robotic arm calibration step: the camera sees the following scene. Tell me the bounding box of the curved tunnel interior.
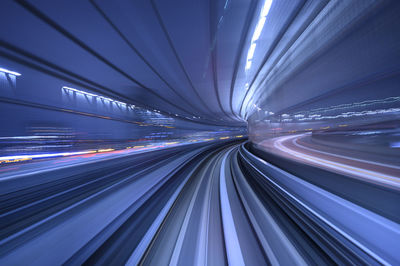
[0,0,399,265]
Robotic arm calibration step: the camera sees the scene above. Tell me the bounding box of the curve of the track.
[0,141,399,265]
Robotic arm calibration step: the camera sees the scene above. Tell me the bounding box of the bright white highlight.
[62,86,134,109]
[244,0,273,71]
[0,67,21,76]
[0,150,95,161]
[251,17,266,42]
[261,0,273,17]
[245,60,252,70]
[247,43,257,60]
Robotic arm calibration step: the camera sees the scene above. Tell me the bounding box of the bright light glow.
[0,150,96,162]
[274,134,400,188]
[63,86,98,97]
[62,86,134,109]
[247,43,257,60]
[245,83,249,90]
[251,17,266,42]
[0,136,60,140]
[0,67,21,76]
[391,142,400,148]
[261,0,273,17]
[245,60,252,70]
[97,148,115,152]
[244,0,273,71]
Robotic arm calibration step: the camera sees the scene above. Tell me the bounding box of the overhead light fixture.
[261,0,273,17]
[245,60,252,70]
[62,86,134,109]
[0,67,21,76]
[244,0,273,71]
[251,17,266,42]
[247,43,257,60]
[62,86,98,97]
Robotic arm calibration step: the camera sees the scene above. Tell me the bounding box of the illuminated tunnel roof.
[0,0,399,127]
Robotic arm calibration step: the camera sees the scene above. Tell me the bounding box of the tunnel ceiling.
[0,0,257,126]
[2,0,390,127]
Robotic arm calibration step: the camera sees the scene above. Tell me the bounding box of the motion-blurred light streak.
[0,67,21,76]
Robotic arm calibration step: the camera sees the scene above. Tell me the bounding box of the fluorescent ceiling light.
[0,67,21,76]
[261,0,273,17]
[62,86,134,109]
[251,17,266,42]
[247,43,257,60]
[243,0,273,72]
[63,86,98,97]
[245,60,252,70]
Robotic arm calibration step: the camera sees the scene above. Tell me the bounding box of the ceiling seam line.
[209,0,239,122]
[244,0,328,117]
[149,0,221,121]
[243,0,384,118]
[89,0,208,118]
[0,42,231,126]
[0,44,219,123]
[227,0,258,120]
[15,0,202,120]
[0,41,145,108]
[240,0,316,117]
[273,67,400,116]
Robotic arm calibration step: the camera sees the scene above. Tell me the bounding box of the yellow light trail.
[97,148,115,152]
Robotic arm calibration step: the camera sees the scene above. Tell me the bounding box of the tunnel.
[0,0,399,265]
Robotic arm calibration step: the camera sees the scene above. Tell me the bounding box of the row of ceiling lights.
[245,0,273,71]
[242,0,273,119]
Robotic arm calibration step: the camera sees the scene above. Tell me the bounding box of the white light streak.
[247,43,257,60]
[245,60,252,70]
[244,0,273,71]
[251,17,266,42]
[261,0,273,17]
[62,86,134,109]
[0,150,95,161]
[0,67,21,76]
